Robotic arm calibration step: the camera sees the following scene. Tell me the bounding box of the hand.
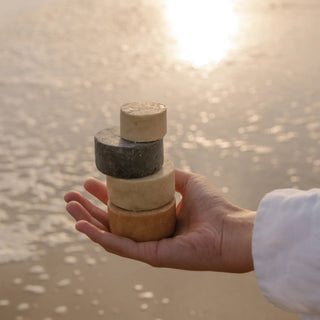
[64,170,255,273]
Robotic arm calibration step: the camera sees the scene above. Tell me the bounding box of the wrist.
[221,208,256,273]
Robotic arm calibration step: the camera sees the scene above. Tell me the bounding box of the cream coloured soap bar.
[107,159,175,211]
[120,102,167,142]
[107,199,176,242]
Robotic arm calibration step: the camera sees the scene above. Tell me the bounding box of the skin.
[64,169,256,273]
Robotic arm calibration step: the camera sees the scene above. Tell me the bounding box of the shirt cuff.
[252,189,320,316]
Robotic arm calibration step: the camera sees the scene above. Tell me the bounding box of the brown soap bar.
[107,199,176,242]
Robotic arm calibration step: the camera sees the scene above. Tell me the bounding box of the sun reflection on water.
[165,0,240,67]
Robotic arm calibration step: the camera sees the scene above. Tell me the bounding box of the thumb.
[175,169,193,194]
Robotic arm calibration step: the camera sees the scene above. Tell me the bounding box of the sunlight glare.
[165,0,239,67]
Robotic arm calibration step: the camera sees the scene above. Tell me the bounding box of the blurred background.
[1,0,319,319]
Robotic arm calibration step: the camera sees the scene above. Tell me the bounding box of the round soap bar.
[120,102,167,142]
[107,199,176,242]
[94,127,163,179]
[107,159,175,211]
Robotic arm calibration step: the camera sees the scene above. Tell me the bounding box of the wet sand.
[1,0,319,319]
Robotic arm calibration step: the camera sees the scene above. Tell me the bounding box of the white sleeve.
[252,189,320,319]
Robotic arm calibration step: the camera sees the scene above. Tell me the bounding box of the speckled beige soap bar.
[120,102,167,142]
[106,159,175,211]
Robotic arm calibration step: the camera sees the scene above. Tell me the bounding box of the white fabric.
[252,189,320,319]
[302,315,320,320]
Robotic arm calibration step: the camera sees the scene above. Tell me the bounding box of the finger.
[75,220,175,267]
[75,221,151,262]
[64,190,77,203]
[64,190,109,226]
[66,201,109,231]
[175,169,193,194]
[176,198,182,215]
[84,178,109,205]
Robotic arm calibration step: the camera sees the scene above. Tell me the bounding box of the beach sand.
[1,0,319,318]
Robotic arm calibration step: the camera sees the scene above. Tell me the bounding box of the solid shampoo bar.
[107,159,175,211]
[108,199,176,242]
[94,126,163,179]
[120,102,167,142]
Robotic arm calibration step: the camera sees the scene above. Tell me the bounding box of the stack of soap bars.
[94,102,176,242]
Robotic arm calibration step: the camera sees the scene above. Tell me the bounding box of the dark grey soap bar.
[94,127,163,179]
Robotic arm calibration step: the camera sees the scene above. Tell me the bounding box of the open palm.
[64,169,254,272]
